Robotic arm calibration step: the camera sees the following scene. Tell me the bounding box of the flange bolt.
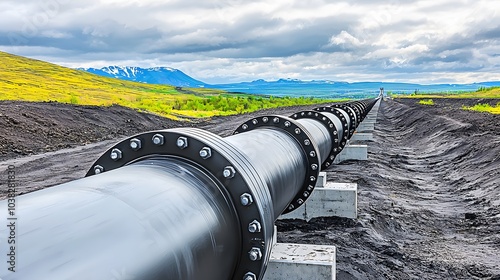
[248,247,262,261]
[199,147,212,159]
[240,193,253,206]
[129,138,142,151]
[152,134,164,145]
[176,137,188,149]
[223,166,236,178]
[110,148,122,161]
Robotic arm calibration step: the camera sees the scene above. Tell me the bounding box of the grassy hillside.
[392,86,500,99]
[0,51,331,118]
[394,86,500,114]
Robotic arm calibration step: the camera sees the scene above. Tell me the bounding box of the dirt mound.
[0,101,188,160]
[1,99,499,279]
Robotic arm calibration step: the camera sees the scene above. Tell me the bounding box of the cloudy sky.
[0,0,499,84]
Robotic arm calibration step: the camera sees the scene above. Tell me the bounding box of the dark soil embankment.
[0,101,186,160]
[0,99,499,279]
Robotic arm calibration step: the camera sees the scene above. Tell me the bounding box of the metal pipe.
[295,118,332,163]
[0,98,380,280]
[225,128,307,219]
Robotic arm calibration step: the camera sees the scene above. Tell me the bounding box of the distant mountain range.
[78,66,500,98]
[78,66,207,87]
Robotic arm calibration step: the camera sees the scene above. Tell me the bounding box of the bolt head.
[176,137,188,149]
[223,166,236,178]
[304,139,311,146]
[152,134,164,145]
[240,193,253,206]
[129,138,142,151]
[273,117,279,123]
[199,147,212,159]
[248,220,262,233]
[311,164,318,170]
[248,247,262,261]
[262,117,269,123]
[110,148,122,161]
[94,165,104,174]
[243,272,257,280]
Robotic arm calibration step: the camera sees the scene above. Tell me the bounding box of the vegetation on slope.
[0,51,332,118]
[418,99,434,105]
[462,102,500,114]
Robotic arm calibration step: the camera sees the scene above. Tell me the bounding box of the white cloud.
[329,31,363,47]
[0,0,498,83]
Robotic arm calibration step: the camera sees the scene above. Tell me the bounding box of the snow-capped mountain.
[78,66,207,87]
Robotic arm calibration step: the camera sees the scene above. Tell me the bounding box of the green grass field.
[0,51,334,119]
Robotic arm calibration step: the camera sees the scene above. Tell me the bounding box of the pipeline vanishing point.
[0,97,380,280]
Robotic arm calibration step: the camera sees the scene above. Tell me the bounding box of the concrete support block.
[317,172,327,187]
[273,225,277,246]
[279,182,358,220]
[350,133,373,142]
[356,124,374,132]
[333,144,367,163]
[264,243,336,280]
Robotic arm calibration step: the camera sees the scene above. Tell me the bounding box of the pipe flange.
[345,102,364,123]
[314,107,349,150]
[330,104,357,137]
[86,128,274,280]
[233,115,321,214]
[290,110,340,170]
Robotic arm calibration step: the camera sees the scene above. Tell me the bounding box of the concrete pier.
[350,132,373,142]
[356,123,375,132]
[333,144,368,163]
[264,243,336,280]
[279,179,358,221]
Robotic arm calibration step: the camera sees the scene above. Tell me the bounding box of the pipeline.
[0,97,380,280]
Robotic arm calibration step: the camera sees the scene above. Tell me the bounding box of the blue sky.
[0,0,499,84]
